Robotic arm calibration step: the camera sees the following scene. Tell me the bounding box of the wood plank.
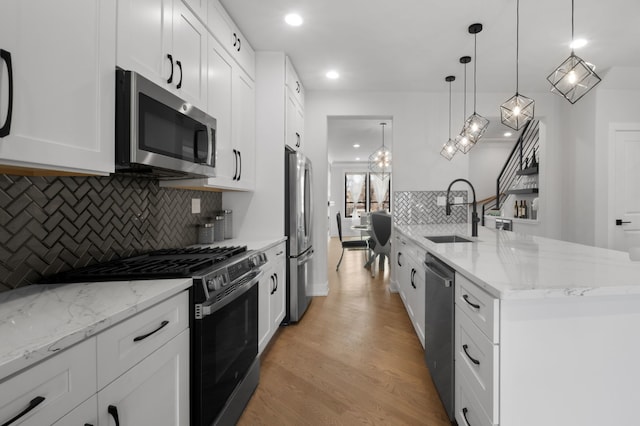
[238,237,450,425]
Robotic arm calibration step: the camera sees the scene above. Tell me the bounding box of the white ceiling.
[220,0,640,93]
[219,0,638,162]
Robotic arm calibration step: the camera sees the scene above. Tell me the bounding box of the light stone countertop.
[0,278,192,380]
[0,237,287,381]
[395,224,640,299]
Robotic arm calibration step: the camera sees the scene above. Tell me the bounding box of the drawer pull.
[2,396,45,426]
[462,407,472,425]
[133,320,169,342]
[462,294,480,310]
[108,405,120,426]
[463,344,480,365]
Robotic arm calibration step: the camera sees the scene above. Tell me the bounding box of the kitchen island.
[394,224,640,426]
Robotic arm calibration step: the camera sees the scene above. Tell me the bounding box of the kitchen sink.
[424,235,473,244]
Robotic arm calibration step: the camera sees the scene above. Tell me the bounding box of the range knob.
[206,278,217,291]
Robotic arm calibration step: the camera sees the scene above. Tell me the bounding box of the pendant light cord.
[571,0,575,54]
[463,62,467,120]
[448,81,452,139]
[516,0,520,93]
[473,33,477,113]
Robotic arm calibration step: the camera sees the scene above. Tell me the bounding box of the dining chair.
[365,211,392,277]
[336,211,369,271]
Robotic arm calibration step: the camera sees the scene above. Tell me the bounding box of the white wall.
[468,140,513,201]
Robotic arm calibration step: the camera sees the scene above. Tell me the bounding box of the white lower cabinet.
[455,274,499,426]
[258,242,286,353]
[52,395,98,426]
[394,232,426,348]
[0,290,190,426]
[0,337,97,426]
[97,329,190,426]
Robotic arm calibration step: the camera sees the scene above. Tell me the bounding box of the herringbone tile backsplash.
[0,174,221,292]
[393,191,468,225]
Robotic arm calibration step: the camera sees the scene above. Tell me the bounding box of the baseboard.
[389,280,399,293]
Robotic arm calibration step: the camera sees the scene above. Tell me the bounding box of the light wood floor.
[238,237,450,425]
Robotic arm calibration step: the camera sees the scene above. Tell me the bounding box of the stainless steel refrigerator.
[284,147,313,323]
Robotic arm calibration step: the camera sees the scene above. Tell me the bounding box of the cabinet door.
[411,263,426,347]
[208,35,235,181]
[232,68,255,188]
[271,254,286,331]
[0,0,115,175]
[258,266,274,354]
[172,0,207,109]
[285,83,304,152]
[117,0,172,88]
[182,0,207,19]
[98,330,190,426]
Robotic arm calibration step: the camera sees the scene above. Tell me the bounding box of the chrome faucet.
[445,178,479,237]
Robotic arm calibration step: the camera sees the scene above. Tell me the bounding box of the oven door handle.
[196,270,263,318]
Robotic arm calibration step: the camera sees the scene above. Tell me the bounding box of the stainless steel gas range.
[42,245,267,426]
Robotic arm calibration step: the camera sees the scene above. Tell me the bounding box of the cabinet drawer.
[264,242,286,267]
[455,307,499,423]
[285,56,304,106]
[52,395,98,426]
[455,369,495,426]
[97,290,189,389]
[0,337,96,426]
[456,273,500,343]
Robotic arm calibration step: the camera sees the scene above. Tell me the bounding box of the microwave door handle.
[194,129,207,163]
[207,127,215,167]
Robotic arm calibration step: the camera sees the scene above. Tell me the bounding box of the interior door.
[611,128,640,253]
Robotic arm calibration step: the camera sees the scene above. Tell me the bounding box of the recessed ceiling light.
[326,70,340,79]
[353,144,360,148]
[570,38,588,49]
[504,132,513,137]
[284,13,303,26]
[355,157,360,161]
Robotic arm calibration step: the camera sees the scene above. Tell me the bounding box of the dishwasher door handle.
[424,262,453,287]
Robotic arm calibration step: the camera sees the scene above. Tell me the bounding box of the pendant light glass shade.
[547,0,601,104]
[501,0,535,130]
[440,76,458,161]
[460,23,489,151]
[369,123,391,178]
[547,53,601,104]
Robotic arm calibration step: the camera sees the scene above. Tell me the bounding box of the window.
[344,172,391,217]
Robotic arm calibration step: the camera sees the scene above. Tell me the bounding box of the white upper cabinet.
[0,0,115,175]
[285,57,305,151]
[207,0,255,80]
[117,0,207,111]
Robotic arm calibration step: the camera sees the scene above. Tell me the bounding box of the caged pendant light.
[500,0,535,130]
[440,76,457,160]
[454,56,474,153]
[461,23,489,149]
[547,0,601,104]
[369,122,391,179]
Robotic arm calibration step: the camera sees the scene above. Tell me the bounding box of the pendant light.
[547,0,601,104]
[500,0,535,130]
[369,122,391,178]
[454,56,473,153]
[440,76,457,160]
[461,23,489,148]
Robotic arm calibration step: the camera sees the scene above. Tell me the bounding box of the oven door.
[192,273,259,426]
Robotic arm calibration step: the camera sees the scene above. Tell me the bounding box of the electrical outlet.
[191,198,201,214]
[437,196,446,206]
[454,196,464,204]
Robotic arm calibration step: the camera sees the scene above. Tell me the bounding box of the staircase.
[481,119,540,221]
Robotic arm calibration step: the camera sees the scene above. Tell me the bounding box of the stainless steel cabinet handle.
[2,396,45,426]
[0,49,14,137]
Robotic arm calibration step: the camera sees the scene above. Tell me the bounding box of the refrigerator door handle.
[296,248,314,265]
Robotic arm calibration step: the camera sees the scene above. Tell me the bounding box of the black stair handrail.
[495,120,540,211]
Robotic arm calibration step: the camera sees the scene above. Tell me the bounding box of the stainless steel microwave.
[115,68,216,179]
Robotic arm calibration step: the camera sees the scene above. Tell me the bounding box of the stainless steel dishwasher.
[424,253,455,423]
